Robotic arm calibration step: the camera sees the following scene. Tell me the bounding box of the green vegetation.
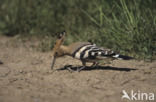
[0,0,155,59]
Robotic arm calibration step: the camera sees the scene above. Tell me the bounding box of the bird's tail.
[87,46,133,60]
[112,54,133,60]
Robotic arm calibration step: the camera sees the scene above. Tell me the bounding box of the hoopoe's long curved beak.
[51,56,56,69]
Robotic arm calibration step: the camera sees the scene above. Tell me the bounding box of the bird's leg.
[77,60,86,72]
[64,65,74,72]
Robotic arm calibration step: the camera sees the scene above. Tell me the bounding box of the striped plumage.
[51,31,133,71]
[72,43,114,60]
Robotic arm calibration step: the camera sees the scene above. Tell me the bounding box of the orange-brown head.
[51,31,66,69]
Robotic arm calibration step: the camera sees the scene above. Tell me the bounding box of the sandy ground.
[0,36,156,102]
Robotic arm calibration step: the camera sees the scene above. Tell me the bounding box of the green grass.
[79,0,156,59]
[0,0,155,59]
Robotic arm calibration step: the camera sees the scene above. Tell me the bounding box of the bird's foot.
[77,66,86,72]
[64,65,74,73]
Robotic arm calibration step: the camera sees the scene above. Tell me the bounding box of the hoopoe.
[51,31,133,71]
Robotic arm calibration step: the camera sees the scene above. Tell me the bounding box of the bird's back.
[68,42,91,55]
[69,42,115,60]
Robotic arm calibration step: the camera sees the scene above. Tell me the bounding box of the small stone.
[19,70,23,73]
[0,60,3,64]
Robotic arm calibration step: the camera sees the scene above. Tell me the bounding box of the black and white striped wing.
[72,44,115,60]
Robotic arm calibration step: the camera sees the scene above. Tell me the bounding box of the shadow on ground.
[57,65,137,72]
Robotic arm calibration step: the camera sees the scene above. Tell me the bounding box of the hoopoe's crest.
[51,31,133,70]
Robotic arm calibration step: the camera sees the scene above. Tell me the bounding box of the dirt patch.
[0,36,156,102]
